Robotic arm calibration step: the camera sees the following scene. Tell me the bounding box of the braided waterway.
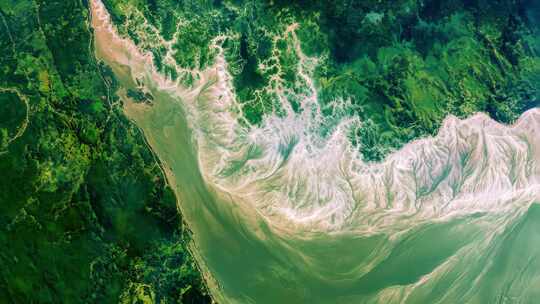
[91,1,540,302]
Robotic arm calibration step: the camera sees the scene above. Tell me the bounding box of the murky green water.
[90,0,540,301]
[124,89,540,304]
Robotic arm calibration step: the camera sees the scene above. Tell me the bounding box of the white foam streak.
[90,0,540,237]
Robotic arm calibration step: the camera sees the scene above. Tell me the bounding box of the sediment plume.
[90,1,540,302]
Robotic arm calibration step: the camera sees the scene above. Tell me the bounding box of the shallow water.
[121,84,540,304]
[90,1,540,302]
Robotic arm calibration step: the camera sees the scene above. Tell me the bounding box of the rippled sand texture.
[91,1,540,303]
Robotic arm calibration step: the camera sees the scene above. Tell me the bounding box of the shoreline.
[123,95,223,303]
[88,1,222,302]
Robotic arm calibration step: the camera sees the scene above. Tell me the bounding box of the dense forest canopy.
[0,0,210,303]
[103,0,539,160]
[0,0,538,303]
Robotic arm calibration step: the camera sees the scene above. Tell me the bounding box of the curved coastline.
[89,0,540,302]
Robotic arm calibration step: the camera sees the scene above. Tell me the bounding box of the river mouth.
[90,0,540,303]
[116,90,540,304]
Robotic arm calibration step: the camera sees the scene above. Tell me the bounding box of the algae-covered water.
[91,0,540,302]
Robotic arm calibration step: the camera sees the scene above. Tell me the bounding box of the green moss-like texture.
[0,0,539,303]
[0,1,210,303]
[102,0,538,161]
[312,0,540,160]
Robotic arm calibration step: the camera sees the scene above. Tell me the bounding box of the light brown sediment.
[90,2,223,302]
[122,93,223,303]
[88,1,540,302]
[89,0,540,236]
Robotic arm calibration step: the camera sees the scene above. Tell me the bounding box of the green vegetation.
[311,0,540,160]
[0,0,210,303]
[0,0,538,302]
[101,0,539,160]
